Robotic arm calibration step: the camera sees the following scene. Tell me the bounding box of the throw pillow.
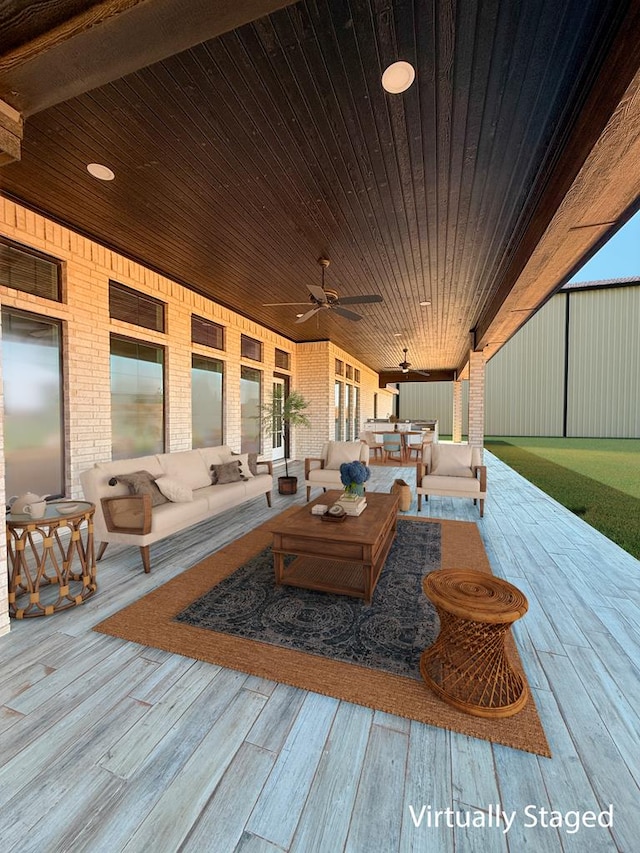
[232,450,259,476]
[210,461,245,485]
[231,452,255,479]
[155,476,194,502]
[117,470,168,507]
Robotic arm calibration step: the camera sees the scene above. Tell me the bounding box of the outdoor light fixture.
[87,163,115,181]
[381,61,415,94]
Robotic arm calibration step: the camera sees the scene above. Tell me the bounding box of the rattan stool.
[420,569,529,718]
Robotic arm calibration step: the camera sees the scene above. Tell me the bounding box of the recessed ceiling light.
[381,61,416,94]
[393,332,402,336]
[295,313,304,318]
[420,300,431,306]
[87,163,115,181]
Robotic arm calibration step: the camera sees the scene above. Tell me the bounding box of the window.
[0,238,61,302]
[346,364,353,380]
[354,368,360,383]
[334,380,343,440]
[354,385,360,439]
[274,348,291,370]
[192,355,224,448]
[109,281,165,333]
[241,335,262,362]
[1,308,64,497]
[345,383,352,440]
[335,358,344,375]
[240,366,261,453]
[110,335,165,459]
[192,315,225,350]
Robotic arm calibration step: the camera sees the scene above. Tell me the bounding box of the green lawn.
[484,437,640,560]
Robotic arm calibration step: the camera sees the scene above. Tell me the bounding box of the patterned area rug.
[94,508,550,756]
[176,519,440,678]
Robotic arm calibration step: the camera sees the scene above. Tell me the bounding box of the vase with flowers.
[339,460,371,499]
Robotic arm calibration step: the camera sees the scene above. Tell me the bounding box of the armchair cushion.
[431,444,474,477]
[326,441,368,469]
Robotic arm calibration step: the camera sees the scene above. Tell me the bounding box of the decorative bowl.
[57,503,80,515]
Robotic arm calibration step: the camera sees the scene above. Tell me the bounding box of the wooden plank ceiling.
[1,0,640,382]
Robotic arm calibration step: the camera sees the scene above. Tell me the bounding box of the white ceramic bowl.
[57,503,80,515]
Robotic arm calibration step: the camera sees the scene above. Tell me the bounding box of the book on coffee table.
[335,495,367,516]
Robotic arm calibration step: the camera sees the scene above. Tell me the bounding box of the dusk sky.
[569,208,640,282]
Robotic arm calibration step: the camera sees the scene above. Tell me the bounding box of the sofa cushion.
[326,442,364,470]
[117,470,168,507]
[159,450,211,490]
[155,476,194,502]
[198,445,234,469]
[431,445,474,477]
[95,455,164,479]
[211,460,245,484]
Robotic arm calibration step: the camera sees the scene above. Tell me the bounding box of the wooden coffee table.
[271,491,399,603]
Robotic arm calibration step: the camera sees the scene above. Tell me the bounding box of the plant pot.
[278,476,298,495]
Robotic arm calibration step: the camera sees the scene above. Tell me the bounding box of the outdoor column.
[468,350,486,456]
[452,380,463,443]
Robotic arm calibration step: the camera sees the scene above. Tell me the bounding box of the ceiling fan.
[263,257,383,323]
[388,347,430,377]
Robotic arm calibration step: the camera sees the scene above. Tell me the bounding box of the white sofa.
[416,443,487,517]
[304,440,370,501]
[80,446,273,573]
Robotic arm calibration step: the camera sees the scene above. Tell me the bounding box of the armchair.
[305,441,370,501]
[416,443,487,517]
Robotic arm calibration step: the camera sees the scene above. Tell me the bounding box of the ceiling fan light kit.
[264,257,383,324]
[385,347,430,378]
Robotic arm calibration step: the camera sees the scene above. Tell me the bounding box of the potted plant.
[261,389,311,494]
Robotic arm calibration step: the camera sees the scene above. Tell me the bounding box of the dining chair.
[382,433,402,463]
[406,432,425,460]
[360,431,383,460]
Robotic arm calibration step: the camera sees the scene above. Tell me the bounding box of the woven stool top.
[423,569,528,623]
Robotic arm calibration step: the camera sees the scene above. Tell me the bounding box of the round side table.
[420,569,529,718]
[6,500,97,618]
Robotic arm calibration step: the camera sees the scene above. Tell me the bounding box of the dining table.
[369,430,430,463]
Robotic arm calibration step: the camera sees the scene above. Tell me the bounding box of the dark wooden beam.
[0,99,23,165]
[0,0,296,115]
[378,370,456,388]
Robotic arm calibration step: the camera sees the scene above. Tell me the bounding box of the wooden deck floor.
[1,452,639,852]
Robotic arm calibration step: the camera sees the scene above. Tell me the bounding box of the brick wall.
[0,199,385,631]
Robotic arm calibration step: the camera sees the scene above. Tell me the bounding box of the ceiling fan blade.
[307,284,328,303]
[338,294,383,305]
[295,306,322,324]
[262,302,312,306]
[332,306,362,322]
[412,369,431,377]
